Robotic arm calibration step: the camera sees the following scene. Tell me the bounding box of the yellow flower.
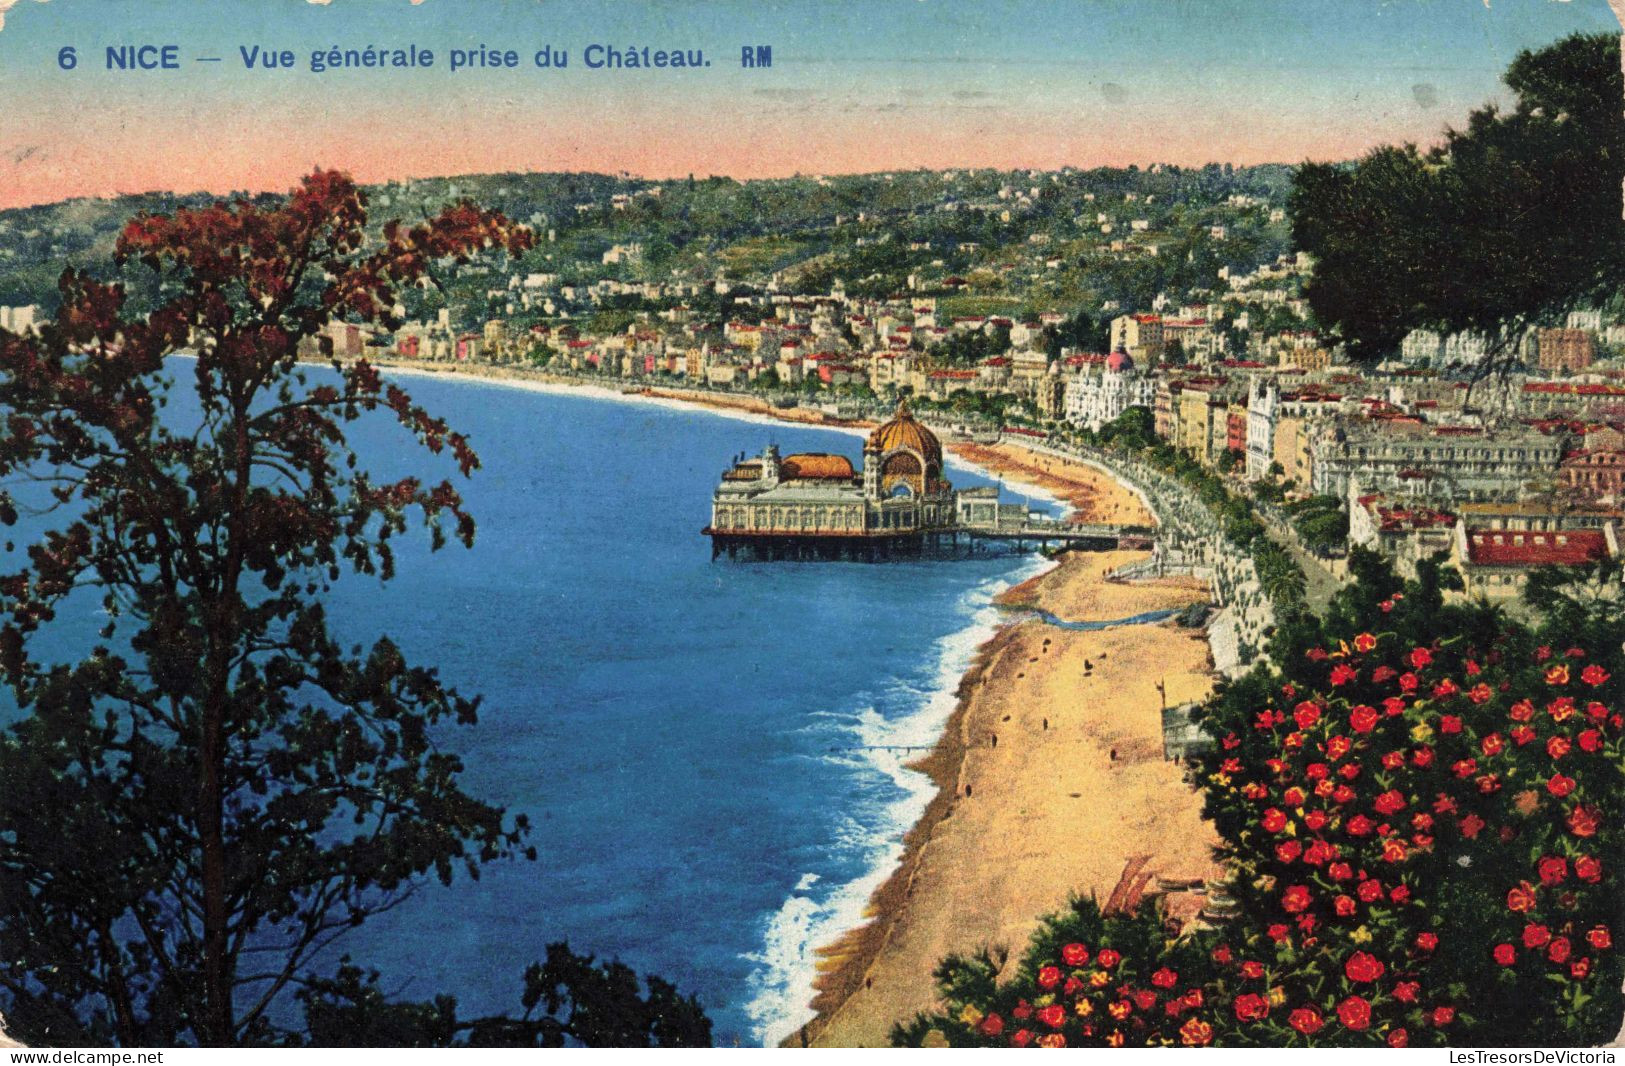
[958,1004,983,1027]
[1090,971,1111,988]
[1350,925,1373,944]
[1410,722,1435,743]
[1075,999,1094,1017]
[1267,986,1287,1007]
[1108,1032,1126,1047]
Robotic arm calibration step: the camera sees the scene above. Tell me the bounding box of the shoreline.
[370,359,1221,1048]
[793,448,1221,1048]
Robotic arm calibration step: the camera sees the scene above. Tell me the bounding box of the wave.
[740,555,1052,1047]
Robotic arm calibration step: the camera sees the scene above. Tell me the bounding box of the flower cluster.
[896,602,1622,1048]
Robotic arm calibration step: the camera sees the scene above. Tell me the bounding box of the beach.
[797,447,1223,1048]
[372,359,1224,1047]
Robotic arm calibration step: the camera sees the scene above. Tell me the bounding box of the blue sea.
[5,370,1060,1046]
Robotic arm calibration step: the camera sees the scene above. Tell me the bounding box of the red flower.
[1334,895,1357,917]
[1469,683,1494,705]
[1373,789,1406,815]
[1547,735,1572,760]
[1262,808,1288,833]
[1096,948,1121,969]
[1012,1000,1032,1020]
[1388,1028,1410,1048]
[1399,672,1420,693]
[1037,965,1061,990]
[1282,885,1312,913]
[1276,840,1303,864]
[1330,664,1358,687]
[1061,942,1089,967]
[1390,884,1412,904]
[1392,981,1419,1003]
[1439,714,1463,734]
[1511,725,1538,747]
[1523,924,1551,949]
[1546,773,1577,798]
[978,1013,1004,1037]
[1268,923,1291,942]
[1452,758,1478,779]
[1349,705,1379,733]
[1587,926,1612,950]
[1336,995,1372,1031]
[1546,664,1570,686]
[1038,1033,1066,1048]
[1151,967,1178,989]
[1481,733,1506,756]
[1548,937,1572,965]
[1383,696,1406,717]
[1412,746,1435,768]
[1326,735,1352,760]
[1062,976,1083,996]
[1381,838,1408,863]
[1416,932,1439,952]
[1537,856,1569,886]
[1288,1006,1324,1034]
[1410,647,1433,669]
[1303,810,1328,831]
[1549,697,1577,723]
[1037,1003,1066,1029]
[1344,951,1386,983]
[1568,805,1601,837]
[1212,944,1233,964]
[1240,959,1265,979]
[1579,728,1604,753]
[1493,943,1517,966]
[1510,699,1536,722]
[1432,1006,1456,1027]
[1010,1029,1034,1047]
[1576,855,1602,883]
[1356,880,1383,903]
[1234,993,1271,1022]
[1459,813,1486,838]
[1581,664,1610,687]
[1572,958,1592,980]
[1179,1018,1213,1046]
[1507,882,1538,913]
[1353,632,1377,653]
[1294,701,1321,729]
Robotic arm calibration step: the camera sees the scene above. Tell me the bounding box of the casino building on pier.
[705,402,959,558]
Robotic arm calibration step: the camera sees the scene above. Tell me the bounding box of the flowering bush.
[895,560,1623,1047]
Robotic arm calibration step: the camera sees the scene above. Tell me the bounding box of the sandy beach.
[373,360,1224,1048]
[794,451,1222,1049]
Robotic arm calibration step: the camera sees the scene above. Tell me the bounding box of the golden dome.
[780,453,855,481]
[867,401,942,471]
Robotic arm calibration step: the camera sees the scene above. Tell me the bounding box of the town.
[1,163,1620,654]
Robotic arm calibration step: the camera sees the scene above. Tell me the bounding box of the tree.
[1291,33,1625,374]
[0,172,706,1047]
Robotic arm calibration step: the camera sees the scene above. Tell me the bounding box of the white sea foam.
[740,557,1050,1047]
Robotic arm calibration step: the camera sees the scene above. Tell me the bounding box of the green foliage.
[298,943,711,1048]
[900,552,1625,1048]
[1291,32,1625,365]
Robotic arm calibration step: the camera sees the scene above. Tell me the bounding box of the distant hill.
[0,164,1303,319]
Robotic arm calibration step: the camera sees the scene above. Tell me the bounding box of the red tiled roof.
[1465,529,1610,568]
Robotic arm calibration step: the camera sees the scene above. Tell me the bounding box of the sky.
[0,0,1618,209]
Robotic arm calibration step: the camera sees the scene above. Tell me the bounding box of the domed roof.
[868,400,942,469]
[1106,348,1135,372]
[780,453,855,481]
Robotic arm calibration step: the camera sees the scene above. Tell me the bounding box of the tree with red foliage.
[0,172,708,1047]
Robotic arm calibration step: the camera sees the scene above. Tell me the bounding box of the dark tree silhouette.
[1291,32,1625,376]
[0,171,707,1047]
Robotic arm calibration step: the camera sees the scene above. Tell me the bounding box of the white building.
[1064,350,1156,430]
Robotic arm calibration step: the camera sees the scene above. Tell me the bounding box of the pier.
[704,520,1153,561]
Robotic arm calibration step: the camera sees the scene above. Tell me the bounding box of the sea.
[5,369,1062,1047]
